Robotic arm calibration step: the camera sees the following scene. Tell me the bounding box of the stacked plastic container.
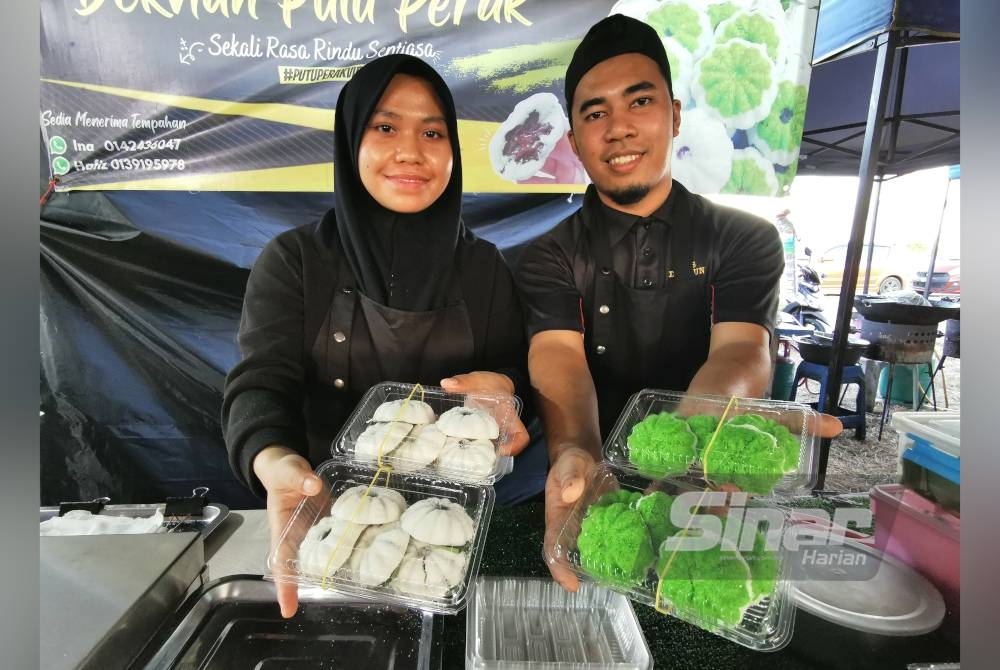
[548,389,822,652]
[466,577,652,669]
[891,411,960,514]
[269,382,521,614]
[874,411,961,626]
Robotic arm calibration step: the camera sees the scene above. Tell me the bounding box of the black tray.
[134,575,443,670]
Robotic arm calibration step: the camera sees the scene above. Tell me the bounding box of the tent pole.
[861,177,882,294]
[921,176,952,299]
[815,30,899,492]
[862,46,907,295]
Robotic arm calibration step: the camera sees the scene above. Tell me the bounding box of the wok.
[795,333,872,365]
[853,296,960,325]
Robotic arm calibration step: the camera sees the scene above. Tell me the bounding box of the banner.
[40,0,818,195]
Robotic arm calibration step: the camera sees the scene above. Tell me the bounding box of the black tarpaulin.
[39,181,578,507]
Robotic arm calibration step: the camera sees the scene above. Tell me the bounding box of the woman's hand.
[253,446,324,618]
[440,372,530,456]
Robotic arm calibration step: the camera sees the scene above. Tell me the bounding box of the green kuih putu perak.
[626,412,798,494]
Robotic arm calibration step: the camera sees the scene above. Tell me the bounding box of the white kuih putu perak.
[296,485,476,599]
[354,399,500,477]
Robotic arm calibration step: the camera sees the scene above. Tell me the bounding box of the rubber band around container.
[318,384,425,589]
[653,395,738,615]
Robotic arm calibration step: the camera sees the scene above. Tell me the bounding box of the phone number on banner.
[105,139,183,152]
[107,157,186,171]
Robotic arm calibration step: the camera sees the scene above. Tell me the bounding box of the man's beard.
[604,183,650,206]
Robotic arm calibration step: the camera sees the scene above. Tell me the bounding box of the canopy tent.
[800,0,960,489]
[799,41,959,177]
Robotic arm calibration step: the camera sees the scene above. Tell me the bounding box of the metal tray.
[136,575,442,670]
[40,502,230,538]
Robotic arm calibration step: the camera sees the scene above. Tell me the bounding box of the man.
[514,14,841,591]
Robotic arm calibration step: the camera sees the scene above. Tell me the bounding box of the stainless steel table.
[203,508,270,579]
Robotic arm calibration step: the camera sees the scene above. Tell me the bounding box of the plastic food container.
[466,576,652,669]
[268,459,494,615]
[891,411,960,515]
[332,382,522,484]
[870,484,960,623]
[603,389,820,497]
[547,464,797,652]
[891,411,960,471]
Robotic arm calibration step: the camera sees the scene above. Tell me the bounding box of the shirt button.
[595,345,606,355]
[333,378,345,389]
[642,278,653,288]
[599,304,610,315]
[643,247,653,257]
[600,266,611,275]
[643,221,652,230]
[342,287,353,295]
[333,331,346,343]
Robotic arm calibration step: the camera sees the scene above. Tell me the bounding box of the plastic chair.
[791,360,866,439]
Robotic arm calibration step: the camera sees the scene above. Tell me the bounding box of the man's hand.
[543,447,596,592]
[440,372,529,456]
[253,446,325,618]
[811,413,844,438]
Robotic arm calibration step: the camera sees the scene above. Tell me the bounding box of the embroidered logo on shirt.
[666,260,705,279]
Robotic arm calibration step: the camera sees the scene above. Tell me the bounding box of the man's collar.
[594,183,680,247]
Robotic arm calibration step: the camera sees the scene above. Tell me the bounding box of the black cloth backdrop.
[39,172,579,508]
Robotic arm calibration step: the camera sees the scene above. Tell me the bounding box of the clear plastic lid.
[603,389,820,497]
[331,382,522,485]
[466,576,652,669]
[268,459,495,615]
[891,410,961,457]
[547,464,797,652]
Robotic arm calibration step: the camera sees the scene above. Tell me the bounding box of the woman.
[222,55,530,617]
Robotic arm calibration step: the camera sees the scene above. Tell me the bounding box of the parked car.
[911,260,960,296]
[813,244,915,295]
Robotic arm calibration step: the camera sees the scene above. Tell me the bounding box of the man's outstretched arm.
[529,330,602,592]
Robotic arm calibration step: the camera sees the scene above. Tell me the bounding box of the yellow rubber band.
[318,384,425,588]
[654,395,738,614]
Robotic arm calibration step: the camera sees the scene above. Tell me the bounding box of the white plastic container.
[603,389,820,497]
[547,464,797,652]
[269,459,494,615]
[890,410,960,472]
[466,576,652,670]
[332,382,522,484]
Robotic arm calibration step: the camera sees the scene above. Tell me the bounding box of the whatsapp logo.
[52,157,71,176]
[49,136,68,155]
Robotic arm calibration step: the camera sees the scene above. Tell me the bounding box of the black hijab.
[330,54,464,311]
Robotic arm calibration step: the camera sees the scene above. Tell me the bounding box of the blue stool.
[791,361,866,439]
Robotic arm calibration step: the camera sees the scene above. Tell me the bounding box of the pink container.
[871,484,960,624]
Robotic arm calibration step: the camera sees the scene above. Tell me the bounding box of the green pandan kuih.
[656,531,756,627]
[577,502,656,588]
[627,412,698,477]
[701,423,786,493]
